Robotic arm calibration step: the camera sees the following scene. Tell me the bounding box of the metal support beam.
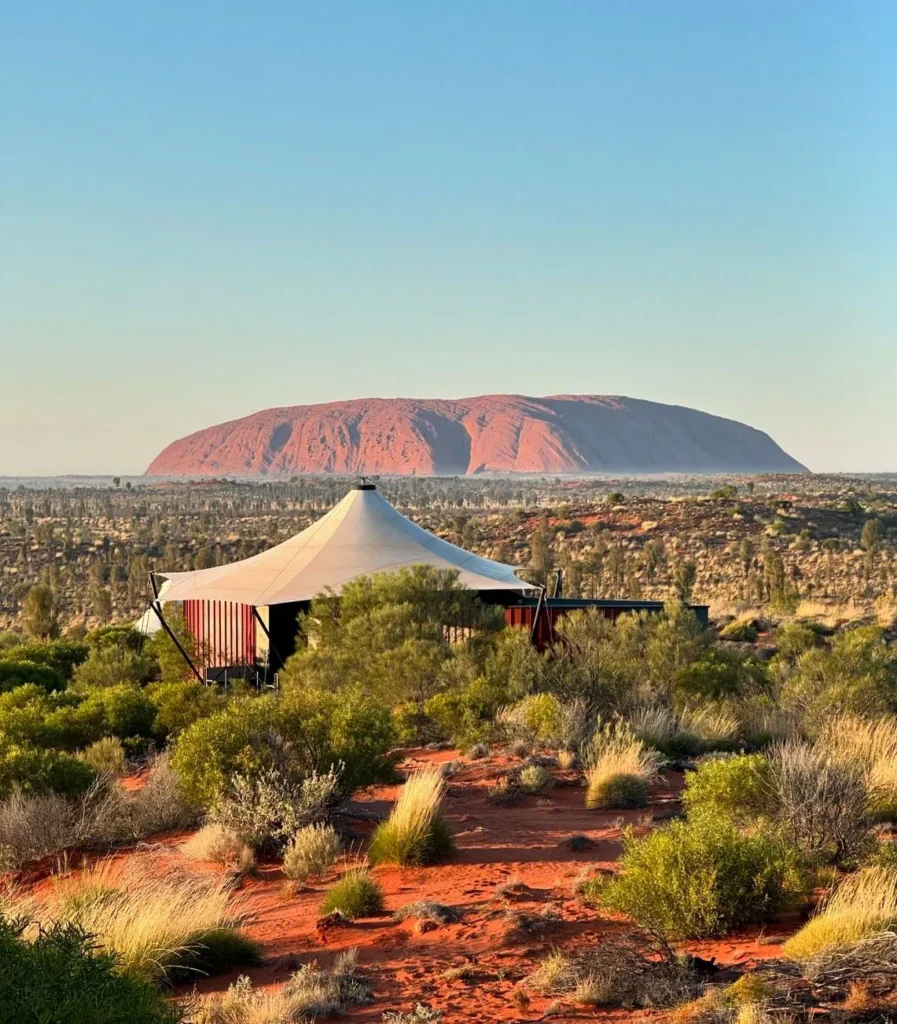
[148,572,204,684]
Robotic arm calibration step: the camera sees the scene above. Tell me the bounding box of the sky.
[1,2,895,475]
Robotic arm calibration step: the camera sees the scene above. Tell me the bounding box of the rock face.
[146,395,807,476]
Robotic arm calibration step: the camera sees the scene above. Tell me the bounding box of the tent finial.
[356,475,375,491]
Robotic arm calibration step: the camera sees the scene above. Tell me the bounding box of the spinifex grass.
[14,858,259,983]
[368,766,453,866]
[783,866,897,963]
[319,868,384,920]
[584,722,659,810]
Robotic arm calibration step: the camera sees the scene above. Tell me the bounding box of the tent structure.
[145,482,534,678]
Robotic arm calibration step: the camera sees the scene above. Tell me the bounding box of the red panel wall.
[184,600,257,667]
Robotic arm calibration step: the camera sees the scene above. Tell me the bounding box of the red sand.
[14,751,797,1022]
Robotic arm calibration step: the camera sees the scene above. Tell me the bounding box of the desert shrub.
[129,753,201,838]
[486,775,523,805]
[282,823,341,882]
[584,720,659,810]
[683,754,774,825]
[519,763,554,794]
[182,824,255,872]
[78,737,128,777]
[0,640,89,680]
[769,740,874,864]
[320,868,384,919]
[601,816,802,940]
[820,714,897,822]
[173,690,394,810]
[783,866,897,966]
[147,680,220,738]
[424,676,510,748]
[85,624,146,654]
[629,704,690,757]
[79,684,157,743]
[0,659,65,694]
[0,741,96,798]
[382,1007,443,1024]
[525,933,697,1008]
[194,948,371,1023]
[0,914,181,1024]
[71,646,157,691]
[719,620,759,643]
[780,626,897,732]
[498,693,587,749]
[368,766,453,866]
[737,700,798,749]
[15,860,260,983]
[0,780,128,870]
[170,697,282,808]
[393,900,460,924]
[212,765,341,853]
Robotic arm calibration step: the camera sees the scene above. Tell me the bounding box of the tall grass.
[584,721,659,810]
[821,715,897,821]
[368,767,453,866]
[629,703,740,757]
[12,859,259,983]
[783,866,897,963]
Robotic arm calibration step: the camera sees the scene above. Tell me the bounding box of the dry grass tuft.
[783,866,897,965]
[584,721,659,810]
[368,767,453,866]
[282,823,341,882]
[10,858,258,983]
[821,715,897,821]
[194,948,371,1023]
[182,823,256,872]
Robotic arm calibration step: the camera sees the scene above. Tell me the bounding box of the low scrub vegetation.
[10,860,260,984]
[194,948,372,1023]
[282,823,341,882]
[601,816,802,940]
[0,913,181,1024]
[182,823,255,872]
[368,766,453,867]
[320,868,384,920]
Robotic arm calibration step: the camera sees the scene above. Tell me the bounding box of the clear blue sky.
[2,1,895,474]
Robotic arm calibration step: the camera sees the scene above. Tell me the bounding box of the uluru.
[145,394,807,477]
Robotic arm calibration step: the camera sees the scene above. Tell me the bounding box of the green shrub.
[320,869,384,919]
[0,659,65,694]
[424,676,508,749]
[587,773,647,810]
[719,620,759,643]
[147,680,220,738]
[0,914,181,1024]
[683,753,774,824]
[79,684,156,741]
[0,640,89,680]
[71,647,157,690]
[0,742,96,798]
[78,737,128,777]
[519,763,554,794]
[172,690,393,810]
[171,697,282,808]
[85,625,146,654]
[601,816,802,940]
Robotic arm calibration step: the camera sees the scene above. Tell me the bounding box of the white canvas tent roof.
[154,484,535,607]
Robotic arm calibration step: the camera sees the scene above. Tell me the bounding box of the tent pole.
[148,571,204,685]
